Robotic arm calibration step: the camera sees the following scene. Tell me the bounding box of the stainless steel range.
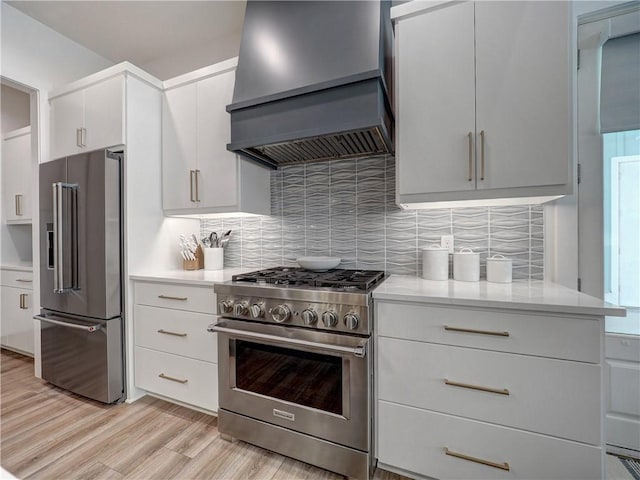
[209,267,385,480]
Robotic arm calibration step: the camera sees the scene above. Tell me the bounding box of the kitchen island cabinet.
[392,1,572,207]
[373,276,625,480]
[0,266,34,355]
[162,58,270,216]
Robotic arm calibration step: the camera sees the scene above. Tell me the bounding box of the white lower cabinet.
[0,268,34,355]
[376,301,605,479]
[133,280,218,413]
[378,401,602,480]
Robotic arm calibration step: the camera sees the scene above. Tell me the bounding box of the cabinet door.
[0,286,34,355]
[475,1,570,190]
[396,2,476,196]
[2,131,32,222]
[196,71,239,209]
[50,89,84,159]
[162,84,198,211]
[83,76,125,151]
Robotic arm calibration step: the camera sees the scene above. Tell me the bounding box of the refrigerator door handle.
[34,314,101,332]
[52,182,79,293]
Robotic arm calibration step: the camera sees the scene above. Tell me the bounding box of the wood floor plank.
[271,457,343,480]
[164,411,219,459]
[124,447,190,480]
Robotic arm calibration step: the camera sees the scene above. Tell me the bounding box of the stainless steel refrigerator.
[36,148,124,404]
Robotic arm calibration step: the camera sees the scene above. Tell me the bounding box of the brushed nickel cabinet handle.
[444,447,510,471]
[195,169,200,202]
[189,170,195,202]
[19,293,26,309]
[158,295,188,301]
[15,194,23,216]
[158,373,188,384]
[76,128,82,147]
[16,279,32,283]
[480,130,485,181]
[81,128,87,147]
[444,325,509,337]
[467,132,473,181]
[157,329,187,337]
[444,379,510,396]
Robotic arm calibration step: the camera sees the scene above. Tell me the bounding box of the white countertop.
[129,267,253,287]
[373,275,627,318]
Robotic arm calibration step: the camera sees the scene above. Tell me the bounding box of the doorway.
[577,4,640,458]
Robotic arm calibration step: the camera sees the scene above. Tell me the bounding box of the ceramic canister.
[486,254,513,283]
[204,247,224,271]
[421,245,450,280]
[453,247,480,282]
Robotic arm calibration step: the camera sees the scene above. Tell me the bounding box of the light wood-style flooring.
[0,350,405,480]
[1,350,636,480]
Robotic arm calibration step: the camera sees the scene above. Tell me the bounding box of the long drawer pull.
[157,295,188,301]
[444,379,510,396]
[15,279,33,283]
[158,373,188,384]
[444,325,509,337]
[444,447,510,471]
[157,329,187,337]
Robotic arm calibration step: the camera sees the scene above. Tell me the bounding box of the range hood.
[227,0,394,169]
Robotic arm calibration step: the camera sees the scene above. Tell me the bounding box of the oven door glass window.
[235,340,343,415]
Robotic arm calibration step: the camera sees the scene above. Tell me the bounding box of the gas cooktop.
[231,267,385,292]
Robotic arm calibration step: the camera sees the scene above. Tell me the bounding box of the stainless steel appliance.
[210,267,385,479]
[36,148,124,404]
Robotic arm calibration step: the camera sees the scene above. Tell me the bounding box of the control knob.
[271,304,292,323]
[301,309,318,325]
[218,300,233,314]
[343,313,359,330]
[322,311,338,327]
[249,304,264,319]
[233,301,249,316]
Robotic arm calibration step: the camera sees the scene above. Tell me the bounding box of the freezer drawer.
[37,311,123,404]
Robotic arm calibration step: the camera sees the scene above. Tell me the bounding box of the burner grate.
[232,267,385,292]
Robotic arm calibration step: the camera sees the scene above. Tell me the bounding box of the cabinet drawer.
[1,270,33,289]
[378,337,601,444]
[134,347,218,412]
[134,281,215,314]
[376,302,600,363]
[378,401,602,480]
[134,305,217,362]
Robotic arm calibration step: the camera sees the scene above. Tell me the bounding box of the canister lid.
[422,244,449,252]
[453,247,478,255]
[487,254,512,262]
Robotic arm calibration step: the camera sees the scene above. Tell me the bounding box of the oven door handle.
[207,323,367,358]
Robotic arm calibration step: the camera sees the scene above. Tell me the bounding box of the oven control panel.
[216,297,370,334]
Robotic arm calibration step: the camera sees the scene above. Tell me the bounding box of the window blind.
[600,33,640,133]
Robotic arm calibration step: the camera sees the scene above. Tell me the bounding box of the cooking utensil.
[220,230,232,248]
[209,232,218,248]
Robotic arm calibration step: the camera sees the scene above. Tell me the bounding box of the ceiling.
[6,1,247,80]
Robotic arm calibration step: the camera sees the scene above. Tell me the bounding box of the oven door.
[210,319,371,451]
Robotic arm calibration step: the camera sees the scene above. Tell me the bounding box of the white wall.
[1,84,30,133]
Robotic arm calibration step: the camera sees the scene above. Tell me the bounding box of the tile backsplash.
[201,156,544,279]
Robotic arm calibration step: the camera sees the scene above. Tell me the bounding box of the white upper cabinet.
[2,127,32,223]
[50,75,124,160]
[162,59,270,216]
[393,1,572,206]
